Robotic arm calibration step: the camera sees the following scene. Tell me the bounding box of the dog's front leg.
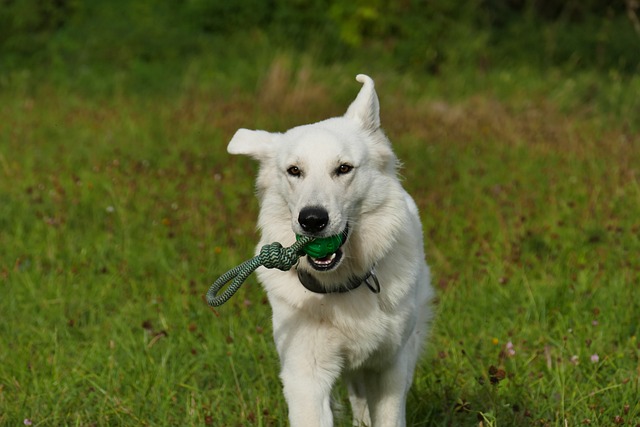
[364,350,415,427]
[274,318,341,427]
[280,362,335,427]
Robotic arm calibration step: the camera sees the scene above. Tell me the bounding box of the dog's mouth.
[306,225,349,272]
[308,249,343,271]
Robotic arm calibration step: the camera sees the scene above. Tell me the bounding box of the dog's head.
[227,75,400,274]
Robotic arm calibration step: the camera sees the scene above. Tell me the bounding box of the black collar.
[296,267,381,294]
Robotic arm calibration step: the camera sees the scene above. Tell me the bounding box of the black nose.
[298,206,329,233]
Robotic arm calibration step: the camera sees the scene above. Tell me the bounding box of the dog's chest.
[330,304,409,370]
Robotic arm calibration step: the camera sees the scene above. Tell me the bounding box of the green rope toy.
[206,233,344,307]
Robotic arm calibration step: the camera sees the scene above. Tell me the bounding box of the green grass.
[1,59,639,426]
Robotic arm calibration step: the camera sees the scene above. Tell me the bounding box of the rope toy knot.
[258,242,302,271]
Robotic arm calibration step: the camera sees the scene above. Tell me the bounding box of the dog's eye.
[336,164,354,175]
[287,166,301,177]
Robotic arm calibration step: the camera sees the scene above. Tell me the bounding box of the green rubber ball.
[296,234,344,258]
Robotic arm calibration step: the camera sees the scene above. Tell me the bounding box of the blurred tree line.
[1,0,638,75]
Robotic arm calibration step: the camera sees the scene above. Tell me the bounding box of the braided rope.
[206,235,315,307]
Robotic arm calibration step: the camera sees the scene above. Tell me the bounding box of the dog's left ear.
[227,128,276,161]
[345,74,380,132]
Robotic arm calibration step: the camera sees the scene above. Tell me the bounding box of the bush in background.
[1,0,638,76]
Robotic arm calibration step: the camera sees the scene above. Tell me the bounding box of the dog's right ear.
[227,129,276,161]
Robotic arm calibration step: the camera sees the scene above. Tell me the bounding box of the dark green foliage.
[1,0,638,76]
[185,0,271,34]
[0,0,77,65]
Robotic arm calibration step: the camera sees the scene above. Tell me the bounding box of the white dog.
[227,74,434,427]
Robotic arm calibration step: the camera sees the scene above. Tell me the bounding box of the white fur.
[227,74,434,427]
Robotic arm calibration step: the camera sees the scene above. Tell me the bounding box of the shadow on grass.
[407,375,539,427]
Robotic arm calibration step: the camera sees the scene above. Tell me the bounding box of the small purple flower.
[590,353,599,363]
[24,419,33,426]
[505,341,515,357]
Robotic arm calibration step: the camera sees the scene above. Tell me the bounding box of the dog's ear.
[344,74,380,132]
[227,129,276,161]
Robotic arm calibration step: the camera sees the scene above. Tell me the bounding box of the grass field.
[1,58,639,426]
